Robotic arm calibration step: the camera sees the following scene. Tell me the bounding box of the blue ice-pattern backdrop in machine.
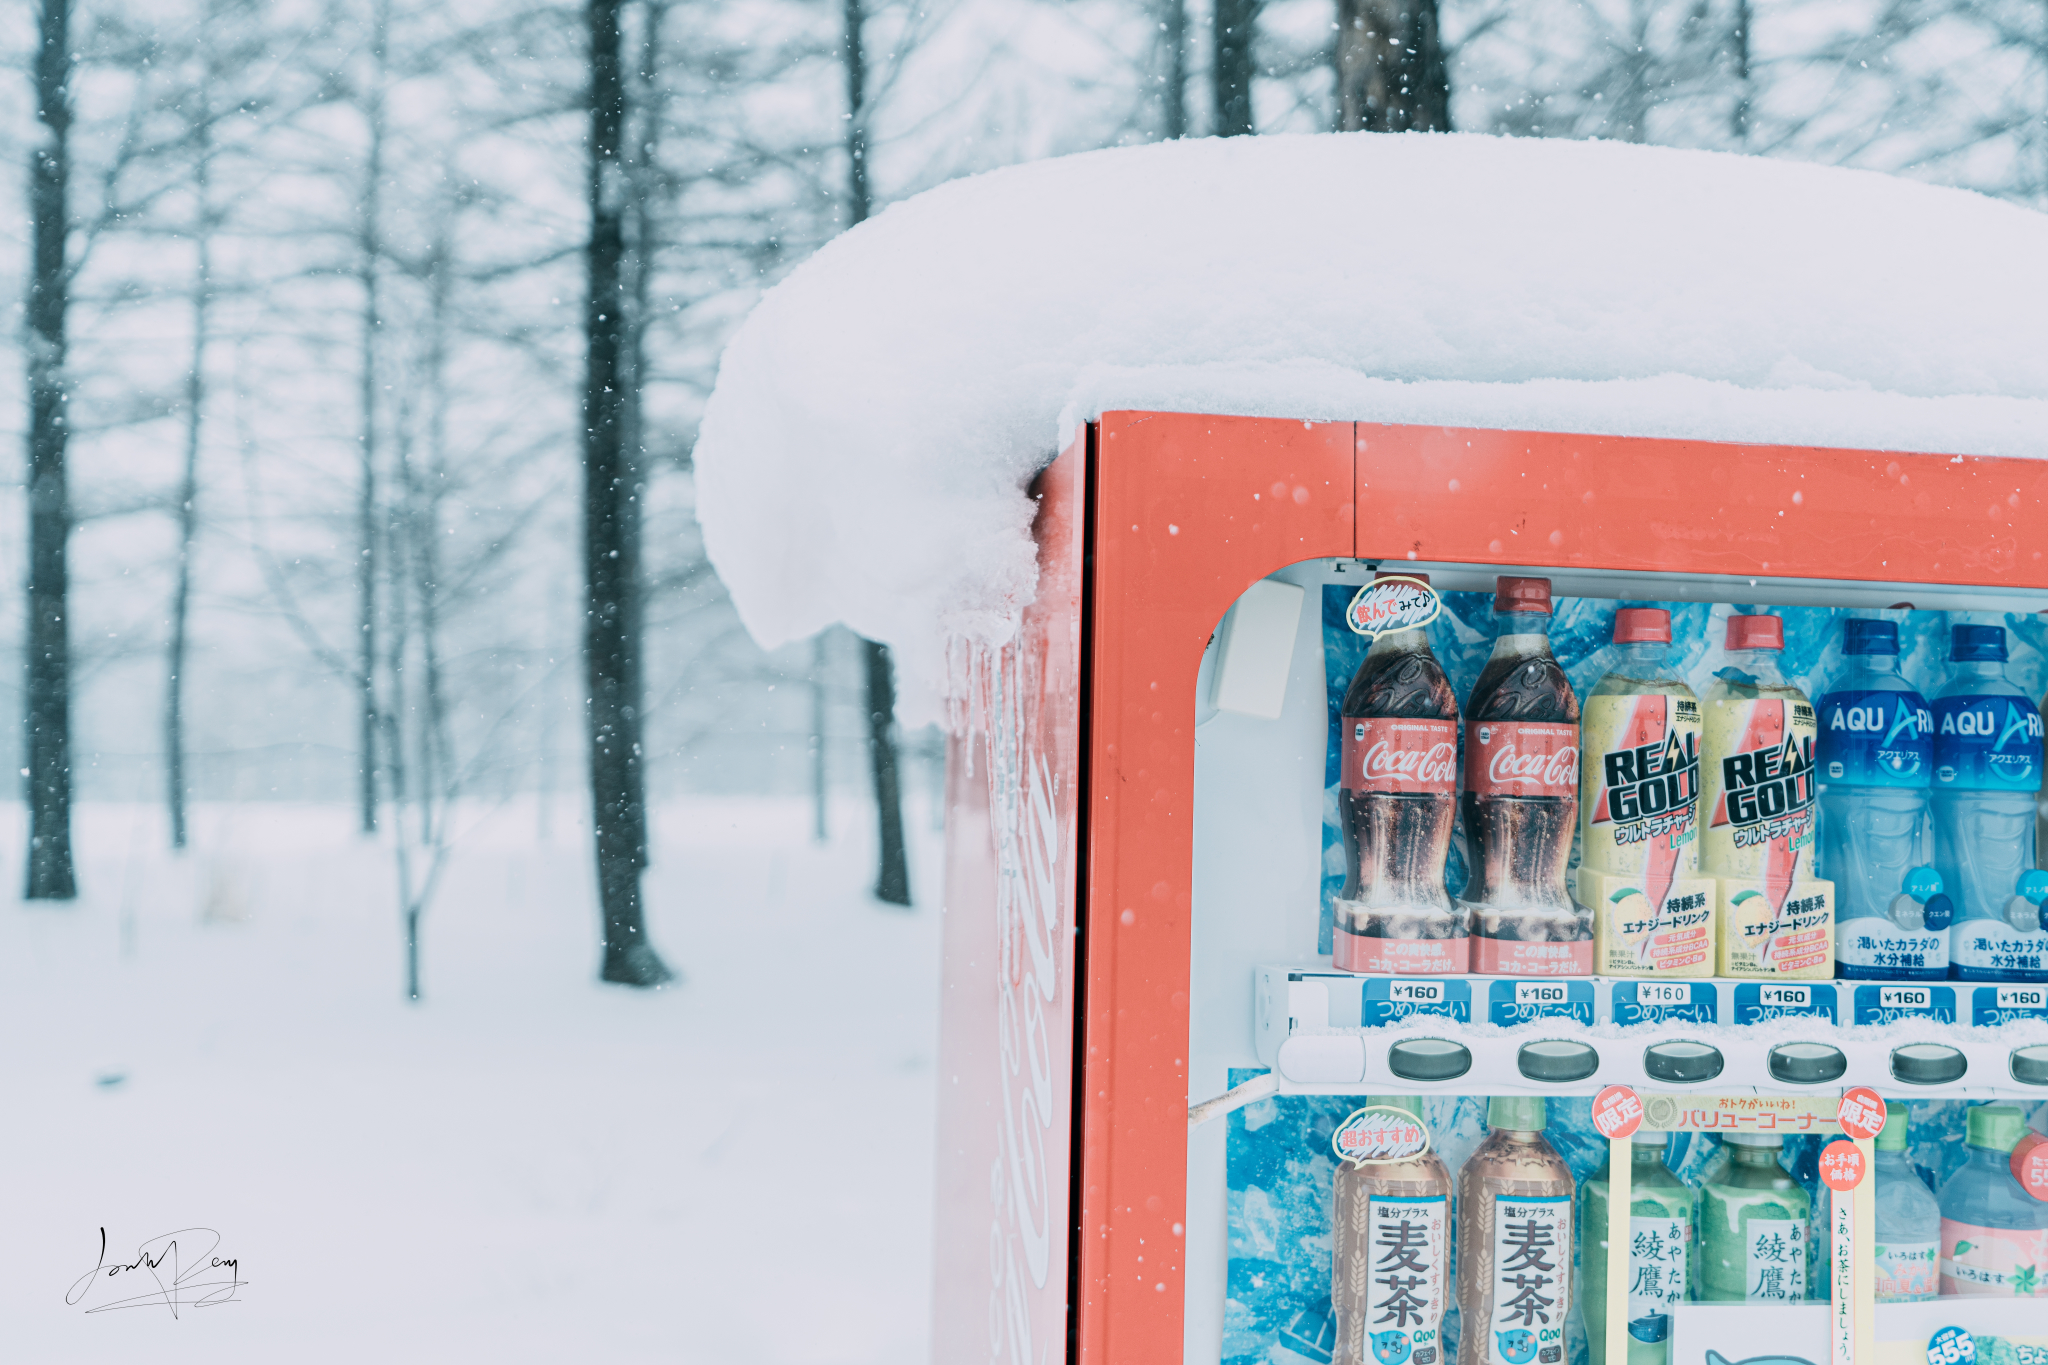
[1218,585,2048,1365]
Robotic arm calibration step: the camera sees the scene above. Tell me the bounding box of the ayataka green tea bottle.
[1582,1131,1691,1365]
[1697,1132,1808,1302]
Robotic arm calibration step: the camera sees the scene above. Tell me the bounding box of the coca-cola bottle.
[1463,577,1591,975]
[1335,573,1466,974]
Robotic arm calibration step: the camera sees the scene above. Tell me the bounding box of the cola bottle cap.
[1726,614,1784,651]
[1493,576,1552,614]
[1612,608,1670,644]
[1375,570,1430,585]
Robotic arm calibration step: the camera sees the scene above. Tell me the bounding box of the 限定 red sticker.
[1837,1087,1885,1141]
[1592,1085,1643,1139]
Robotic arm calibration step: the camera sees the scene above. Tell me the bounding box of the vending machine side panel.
[1075,412,1354,1365]
[932,438,1087,1365]
[1355,424,2048,587]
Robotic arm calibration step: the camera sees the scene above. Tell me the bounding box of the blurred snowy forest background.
[3,0,2046,968]
[4,2,2047,1360]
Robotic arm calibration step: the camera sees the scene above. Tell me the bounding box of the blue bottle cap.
[1844,618,1900,655]
[1905,867,1943,901]
[1950,624,2008,662]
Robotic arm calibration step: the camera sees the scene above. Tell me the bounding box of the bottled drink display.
[1938,1103,2048,1295]
[1697,1132,1809,1302]
[1578,609,1712,978]
[1819,617,1946,980]
[1456,1097,1575,1365]
[1700,614,1831,979]
[1934,625,2048,981]
[1462,577,1590,976]
[1332,1098,1454,1365]
[1581,1132,1689,1365]
[1336,573,1466,973]
[1872,1102,1941,1303]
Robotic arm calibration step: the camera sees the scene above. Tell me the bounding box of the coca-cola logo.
[1364,739,1457,784]
[1332,1105,1431,1164]
[1344,576,1441,641]
[1488,742,1578,788]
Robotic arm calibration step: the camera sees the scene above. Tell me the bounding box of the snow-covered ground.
[0,797,942,1364]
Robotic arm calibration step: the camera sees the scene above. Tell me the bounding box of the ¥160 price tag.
[1928,1327,1975,1365]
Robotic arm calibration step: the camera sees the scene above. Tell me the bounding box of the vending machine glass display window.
[931,413,2048,1365]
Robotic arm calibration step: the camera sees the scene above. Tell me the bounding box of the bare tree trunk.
[356,0,389,837]
[843,0,910,905]
[1334,0,1450,132]
[622,0,665,875]
[810,630,828,843]
[1162,0,1188,138]
[167,38,214,854]
[863,638,909,904]
[1730,0,1753,144]
[25,0,76,901]
[586,0,671,986]
[415,223,454,849]
[1212,0,1260,136]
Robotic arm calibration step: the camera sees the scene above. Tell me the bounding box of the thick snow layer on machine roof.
[693,132,2048,723]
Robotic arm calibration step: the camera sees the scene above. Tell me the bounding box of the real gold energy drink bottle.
[1701,613,1833,979]
[1579,609,1714,977]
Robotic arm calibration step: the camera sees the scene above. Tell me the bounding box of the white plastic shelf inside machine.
[1255,965,2048,1100]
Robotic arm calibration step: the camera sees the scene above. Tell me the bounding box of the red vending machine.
[933,412,2048,1365]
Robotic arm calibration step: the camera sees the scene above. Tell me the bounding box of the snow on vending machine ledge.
[688,135,2048,1365]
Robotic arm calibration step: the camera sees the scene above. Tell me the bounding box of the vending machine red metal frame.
[933,411,2048,1365]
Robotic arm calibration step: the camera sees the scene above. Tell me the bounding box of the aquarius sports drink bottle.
[1937,1103,2048,1295]
[1333,1098,1453,1365]
[1580,609,1711,976]
[1335,573,1466,973]
[1818,618,1946,979]
[1456,1097,1573,1365]
[1582,1131,1689,1365]
[1463,577,1588,975]
[1701,614,1829,978]
[1934,624,2047,981]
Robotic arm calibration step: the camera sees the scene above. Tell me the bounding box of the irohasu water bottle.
[1818,618,1947,980]
[1934,624,2048,981]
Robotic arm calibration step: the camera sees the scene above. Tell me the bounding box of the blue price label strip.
[1732,981,1838,1024]
[1851,983,1956,1025]
[1360,978,1471,1027]
[1972,983,2048,1025]
[1928,1326,1975,1365]
[1610,980,1717,1025]
[1485,979,1594,1026]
